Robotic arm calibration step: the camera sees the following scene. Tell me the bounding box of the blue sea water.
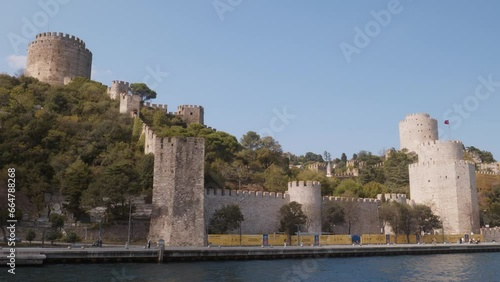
[2,253,500,282]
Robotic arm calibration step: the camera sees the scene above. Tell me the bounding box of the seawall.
[3,244,500,265]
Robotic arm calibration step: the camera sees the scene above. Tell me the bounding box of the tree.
[397,203,416,243]
[278,202,307,236]
[303,152,323,163]
[64,231,81,244]
[323,151,331,162]
[482,185,500,227]
[208,205,244,234]
[384,149,416,192]
[343,200,360,235]
[362,182,388,198]
[50,214,65,231]
[341,153,348,163]
[130,83,157,101]
[240,131,261,150]
[413,204,442,235]
[322,202,345,233]
[379,202,402,241]
[26,229,36,245]
[61,159,91,224]
[46,230,62,245]
[264,164,288,192]
[466,146,496,163]
[359,166,385,185]
[335,179,364,197]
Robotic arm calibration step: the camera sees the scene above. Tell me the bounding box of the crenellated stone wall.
[322,196,381,235]
[204,189,288,234]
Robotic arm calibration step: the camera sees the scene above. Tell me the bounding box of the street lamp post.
[127,198,132,248]
[97,214,102,247]
[296,224,301,246]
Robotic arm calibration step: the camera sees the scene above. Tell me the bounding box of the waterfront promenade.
[2,242,500,265]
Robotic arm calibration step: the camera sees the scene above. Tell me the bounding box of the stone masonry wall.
[107,80,129,100]
[205,185,382,236]
[26,32,92,85]
[399,113,438,153]
[322,197,381,235]
[149,137,206,246]
[288,181,322,233]
[410,160,480,234]
[120,93,141,115]
[177,105,204,125]
[205,189,288,234]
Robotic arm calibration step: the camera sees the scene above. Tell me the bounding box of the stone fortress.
[23,32,493,246]
[25,32,92,86]
[400,113,480,234]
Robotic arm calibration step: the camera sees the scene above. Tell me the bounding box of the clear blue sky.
[1,0,499,160]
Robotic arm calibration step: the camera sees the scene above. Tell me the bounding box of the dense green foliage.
[26,229,36,244]
[467,146,496,163]
[208,204,244,234]
[481,185,500,227]
[379,201,442,242]
[0,75,152,222]
[278,201,307,235]
[322,202,345,233]
[130,83,157,101]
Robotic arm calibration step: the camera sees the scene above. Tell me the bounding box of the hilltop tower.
[119,93,141,115]
[148,137,206,246]
[288,181,322,234]
[177,105,204,125]
[25,32,92,85]
[399,113,438,153]
[107,80,129,100]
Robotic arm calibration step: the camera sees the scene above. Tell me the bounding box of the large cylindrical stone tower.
[409,140,480,234]
[288,181,322,234]
[25,32,92,85]
[399,113,438,153]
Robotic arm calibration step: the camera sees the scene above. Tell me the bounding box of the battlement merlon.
[288,180,321,189]
[399,113,437,123]
[112,80,129,86]
[476,171,500,175]
[409,160,475,168]
[206,188,290,199]
[177,105,204,110]
[32,32,88,48]
[418,140,463,146]
[145,103,168,111]
[322,196,380,204]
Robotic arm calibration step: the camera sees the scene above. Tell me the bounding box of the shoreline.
[1,243,499,265]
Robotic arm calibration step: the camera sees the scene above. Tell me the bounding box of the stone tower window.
[190,112,193,115]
